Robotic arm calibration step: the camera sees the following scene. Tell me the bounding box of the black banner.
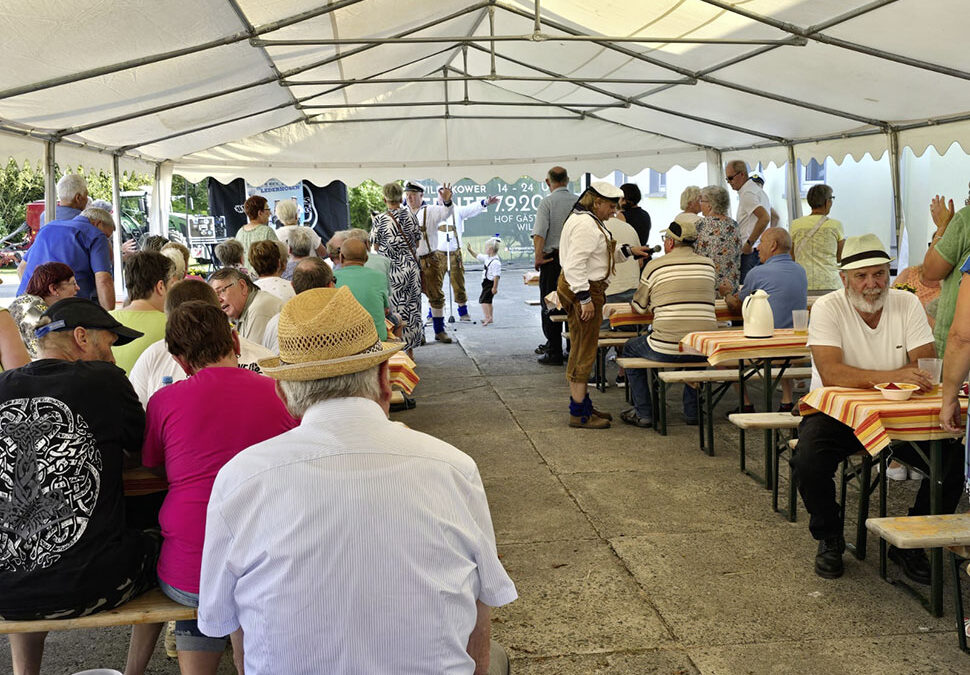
[207,178,349,243]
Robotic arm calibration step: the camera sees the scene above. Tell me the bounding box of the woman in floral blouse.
[694,185,742,293]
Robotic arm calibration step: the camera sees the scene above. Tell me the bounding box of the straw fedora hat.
[839,233,894,270]
[258,286,402,381]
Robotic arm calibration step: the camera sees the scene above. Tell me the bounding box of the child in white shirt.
[466,239,502,325]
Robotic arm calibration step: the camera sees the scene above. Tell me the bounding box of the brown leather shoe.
[569,414,611,429]
[591,406,613,421]
[434,332,453,344]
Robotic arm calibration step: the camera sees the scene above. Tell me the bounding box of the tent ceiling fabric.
[2,0,970,183]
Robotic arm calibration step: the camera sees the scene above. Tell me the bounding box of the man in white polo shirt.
[198,287,516,674]
[725,159,771,282]
[790,234,964,582]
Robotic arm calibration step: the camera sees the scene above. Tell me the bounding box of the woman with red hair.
[9,262,79,358]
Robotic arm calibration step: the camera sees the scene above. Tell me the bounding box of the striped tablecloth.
[389,352,419,394]
[680,328,809,365]
[798,387,965,456]
[523,271,540,286]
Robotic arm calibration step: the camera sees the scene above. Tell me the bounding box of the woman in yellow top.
[790,184,844,291]
[235,195,279,263]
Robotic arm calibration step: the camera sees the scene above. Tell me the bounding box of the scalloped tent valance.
[2,0,970,183]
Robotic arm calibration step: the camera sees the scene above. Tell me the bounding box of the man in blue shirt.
[721,227,808,411]
[19,195,115,310]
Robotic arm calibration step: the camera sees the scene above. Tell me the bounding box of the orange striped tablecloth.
[798,387,965,456]
[389,352,419,394]
[523,271,540,286]
[680,328,809,365]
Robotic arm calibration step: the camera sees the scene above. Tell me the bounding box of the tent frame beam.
[464,42,786,143]
[300,100,631,109]
[254,35,806,47]
[495,1,888,129]
[0,0,369,101]
[286,75,691,85]
[307,114,585,124]
[700,0,970,82]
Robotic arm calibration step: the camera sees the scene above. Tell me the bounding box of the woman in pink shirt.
[143,300,296,674]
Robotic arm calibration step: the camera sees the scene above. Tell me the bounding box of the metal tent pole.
[888,128,904,261]
[786,145,803,225]
[43,140,57,225]
[111,154,125,300]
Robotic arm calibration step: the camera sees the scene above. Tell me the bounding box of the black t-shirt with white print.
[0,359,152,617]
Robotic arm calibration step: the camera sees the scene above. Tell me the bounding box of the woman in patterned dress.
[371,182,422,358]
[694,185,742,294]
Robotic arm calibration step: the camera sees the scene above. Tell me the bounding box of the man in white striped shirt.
[198,287,516,674]
[620,220,717,428]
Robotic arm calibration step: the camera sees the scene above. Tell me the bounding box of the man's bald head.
[762,226,791,252]
[547,166,568,187]
[339,238,368,265]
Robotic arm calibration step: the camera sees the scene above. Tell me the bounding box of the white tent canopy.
[3,0,970,186]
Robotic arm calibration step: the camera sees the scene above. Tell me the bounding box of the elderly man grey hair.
[57,173,89,204]
[287,227,314,259]
[277,366,382,418]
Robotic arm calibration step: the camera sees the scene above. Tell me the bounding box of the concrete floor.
[4,266,969,674]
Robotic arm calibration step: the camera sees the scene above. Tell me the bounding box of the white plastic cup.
[918,357,943,385]
[792,309,809,334]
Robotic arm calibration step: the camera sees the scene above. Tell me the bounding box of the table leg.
[762,359,774,491]
[738,362,746,473]
[930,439,943,617]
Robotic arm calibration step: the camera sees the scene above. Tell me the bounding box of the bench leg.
[787,433,798,523]
[952,551,968,653]
[703,383,715,456]
[879,453,888,578]
[656,372,668,436]
[761,360,774,491]
[853,456,873,561]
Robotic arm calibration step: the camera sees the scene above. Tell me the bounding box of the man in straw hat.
[197,286,516,674]
[790,234,964,582]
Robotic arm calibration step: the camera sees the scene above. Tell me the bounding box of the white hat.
[839,234,894,270]
[588,181,623,201]
[403,180,425,193]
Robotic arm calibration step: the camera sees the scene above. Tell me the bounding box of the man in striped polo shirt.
[620,220,717,427]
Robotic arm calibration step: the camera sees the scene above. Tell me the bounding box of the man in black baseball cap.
[0,295,161,673]
[35,296,143,361]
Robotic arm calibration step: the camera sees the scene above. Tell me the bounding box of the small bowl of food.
[874,382,918,401]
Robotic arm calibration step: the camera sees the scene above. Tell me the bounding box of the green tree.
[0,159,45,237]
[348,180,387,230]
[171,174,209,215]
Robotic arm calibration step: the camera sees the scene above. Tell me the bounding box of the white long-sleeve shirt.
[411,203,454,256]
[435,199,490,253]
[559,210,630,299]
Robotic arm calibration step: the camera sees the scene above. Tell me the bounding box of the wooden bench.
[730,413,802,519]
[661,366,813,459]
[866,514,970,652]
[390,390,416,411]
[0,588,196,634]
[616,358,710,434]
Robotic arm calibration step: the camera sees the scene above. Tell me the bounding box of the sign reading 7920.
[416,177,581,262]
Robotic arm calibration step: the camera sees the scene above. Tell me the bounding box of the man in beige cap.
[197,287,516,674]
[791,234,964,582]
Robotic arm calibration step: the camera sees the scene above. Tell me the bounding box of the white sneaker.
[909,468,924,480]
[885,465,908,481]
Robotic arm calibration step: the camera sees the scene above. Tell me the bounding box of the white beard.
[846,285,886,314]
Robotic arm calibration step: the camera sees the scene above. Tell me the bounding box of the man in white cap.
[790,234,965,581]
[620,219,715,428]
[197,287,516,674]
[403,180,497,341]
[558,181,651,428]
